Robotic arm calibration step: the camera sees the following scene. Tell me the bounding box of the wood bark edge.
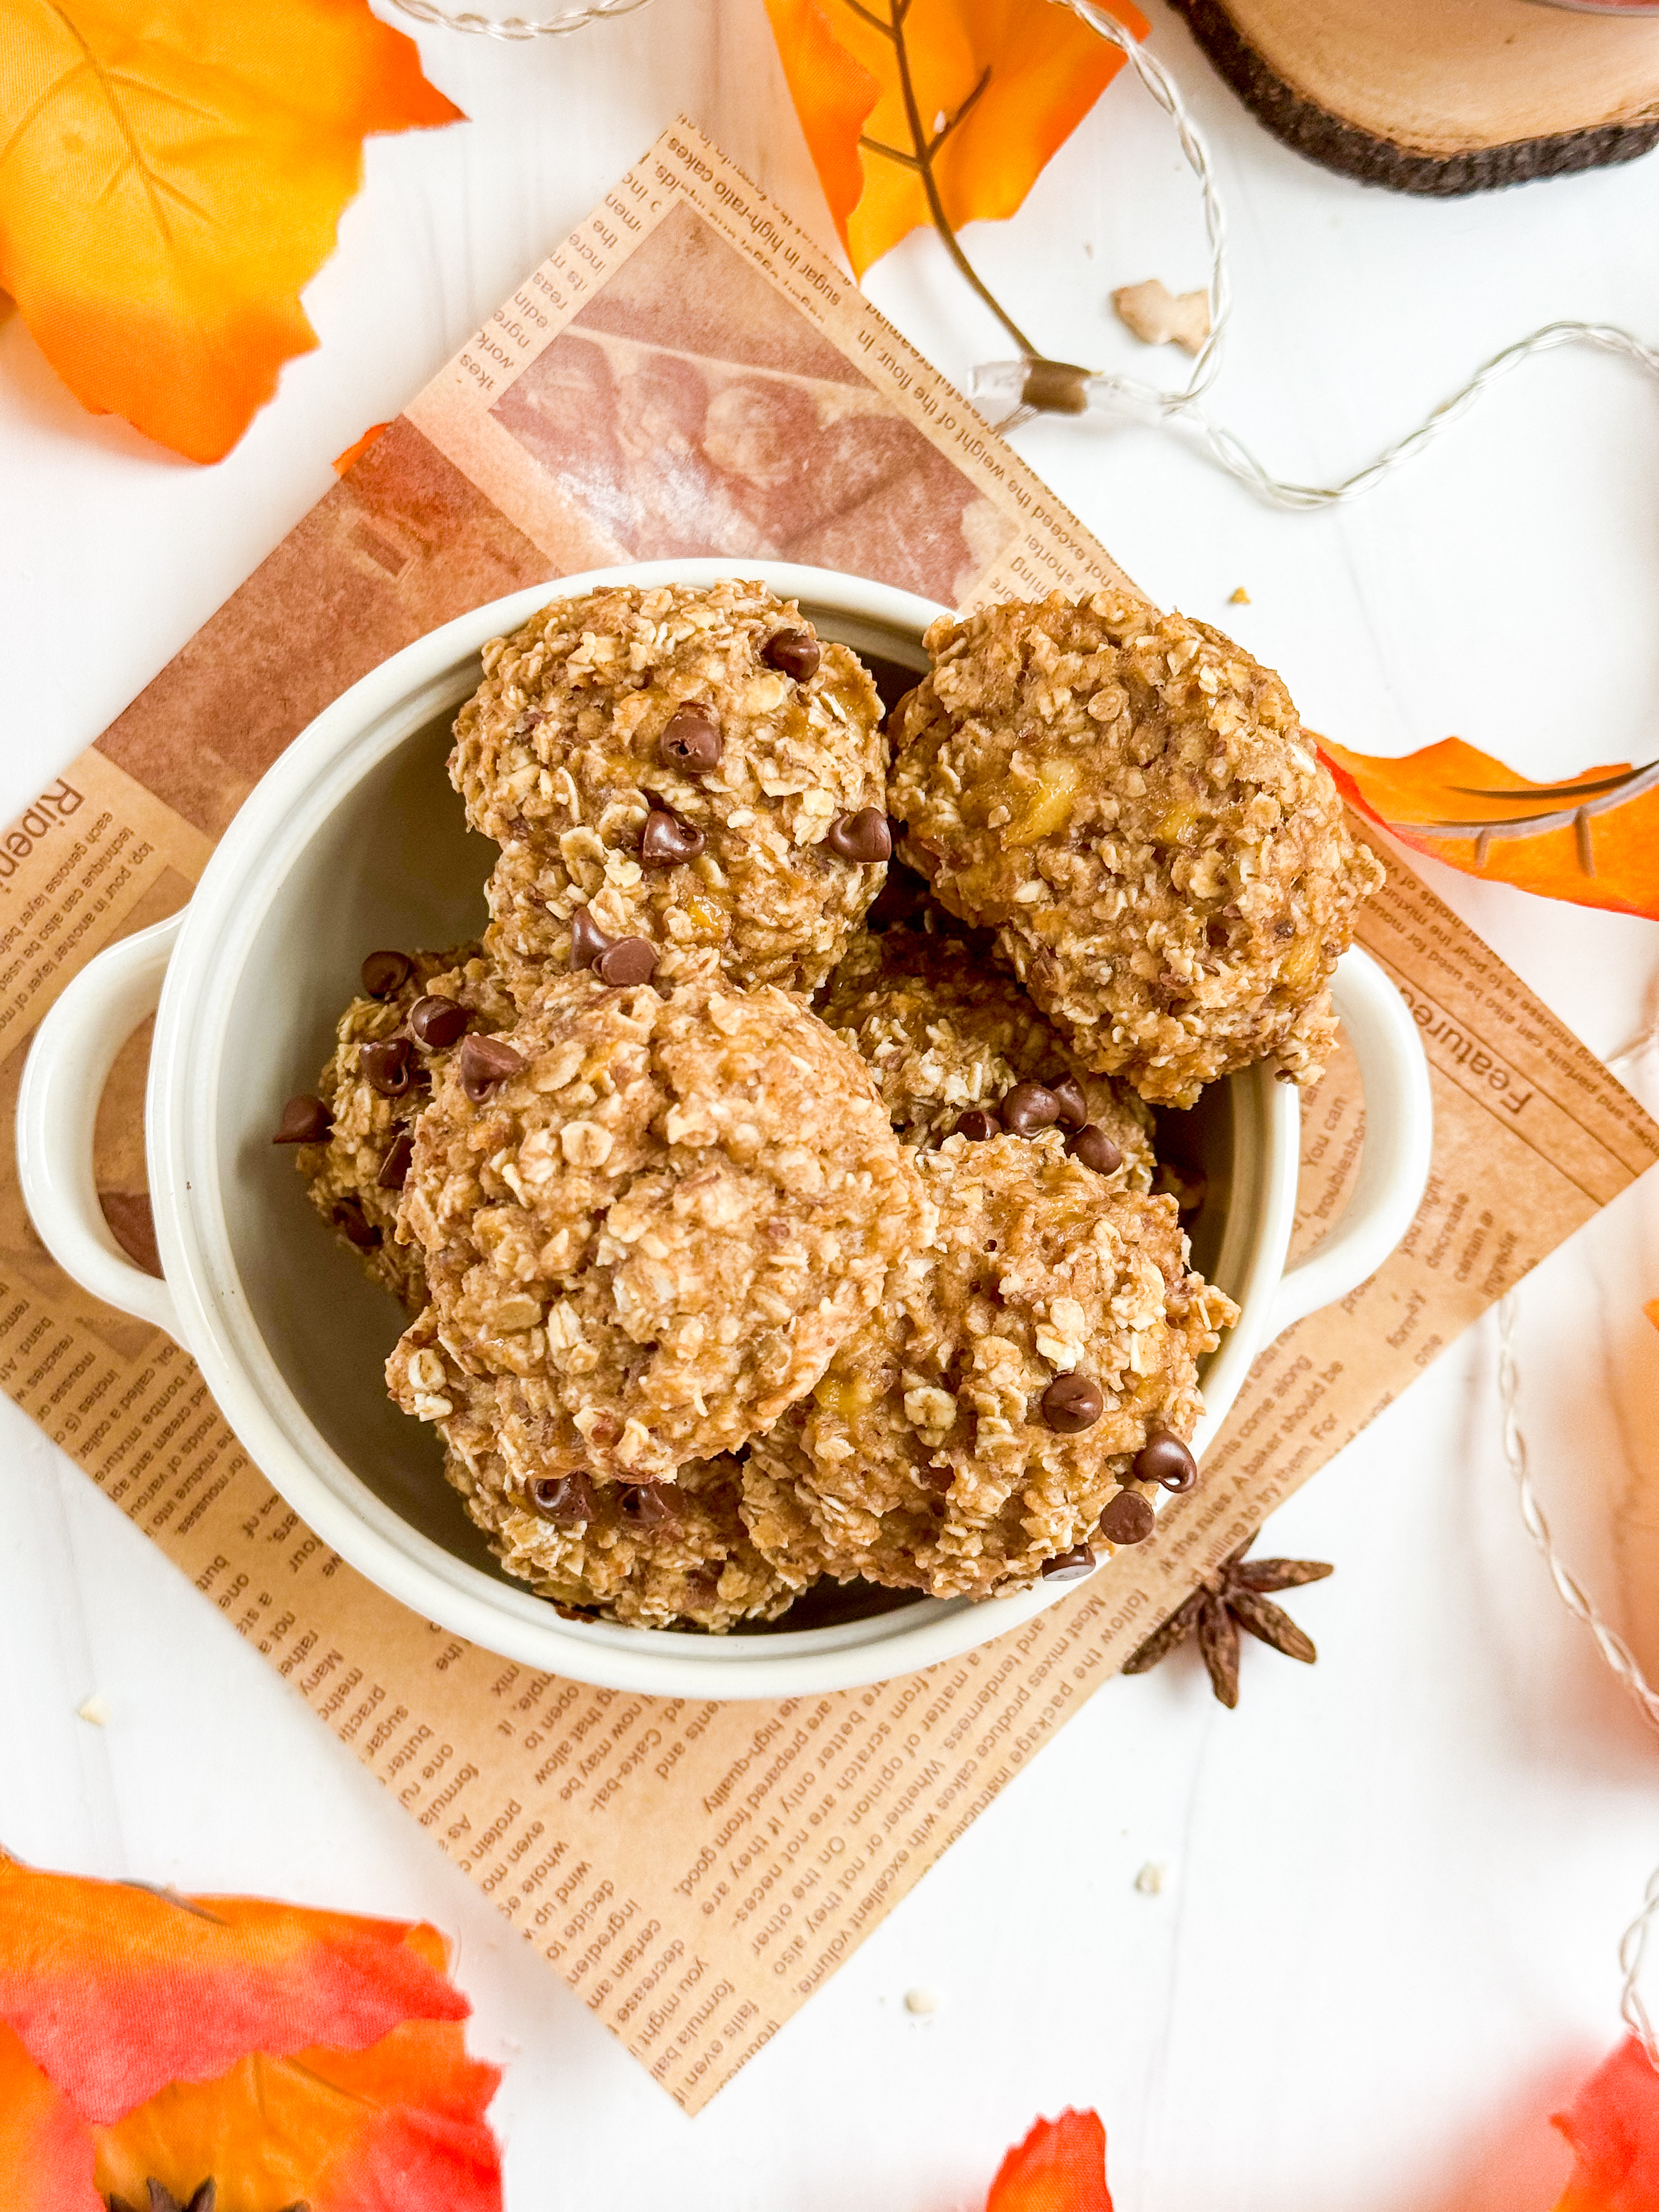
[1169,0,1659,198]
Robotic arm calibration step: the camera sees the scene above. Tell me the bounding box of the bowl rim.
[146,558,1301,1698]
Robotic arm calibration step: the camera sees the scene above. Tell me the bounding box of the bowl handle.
[17,913,184,1342]
[1263,945,1434,1338]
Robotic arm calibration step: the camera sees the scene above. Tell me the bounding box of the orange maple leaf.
[986,2108,1114,2212]
[0,1855,501,2209]
[764,0,1144,281]
[334,419,392,475]
[1553,2036,1659,2210]
[1318,735,1659,924]
[0,0,462,464]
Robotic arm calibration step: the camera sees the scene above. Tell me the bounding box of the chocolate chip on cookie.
[826,808,893,863]
[274,1094,331,1144]
[1098,1490,1156,1545]
[361,949,414,1000]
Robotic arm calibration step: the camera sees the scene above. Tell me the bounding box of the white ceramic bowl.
[19,561,1432,1699]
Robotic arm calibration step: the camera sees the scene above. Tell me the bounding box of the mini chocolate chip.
[762,628,821,681]
[1206,918,1231,950]
[459,1033,526,1102]
[273,1094,331,1144]
[1133,1429,1198,1494]
[1066,1124,1123,1175]
[1097,1490,1156,1546]
[621,1482,678,1528]
[825,808,893,864]
[532,1472,595,1524]
[359,1037,414,1097]
[334,1197,380,1249]
[360,949,413,1000]
[953,1107,1000,1142]
[1047,1074,1088,1130]
[1041,1373,1104,1434]
[640,791,706,867]
[659,706,723,772]
[1041,1542,1096,1583]
[594,936,658,988]
[1001,1080,1060,1137]
[376,1128,415,1191]
[571,904,614,970]
[408,994,469,1050]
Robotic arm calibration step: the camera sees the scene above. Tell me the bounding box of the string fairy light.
[384,0,654,40]
[971,4,1659,513]
[1497,1006,1659,2069]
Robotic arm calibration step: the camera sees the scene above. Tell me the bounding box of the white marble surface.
[3,3,1659,2204]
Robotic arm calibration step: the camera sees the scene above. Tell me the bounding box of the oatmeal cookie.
[888,591,1385,1106]
[283,944,516,1311]
[450,579,889,1003]
[386,953,932,1487]
[817,925,1155,1180]
[741,1131,1235,1600]
[443,1446,800,1632]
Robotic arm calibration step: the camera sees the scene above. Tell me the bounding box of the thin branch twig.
[845,0,1041,359]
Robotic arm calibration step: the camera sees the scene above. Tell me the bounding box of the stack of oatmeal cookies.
[275,580,1382,1631]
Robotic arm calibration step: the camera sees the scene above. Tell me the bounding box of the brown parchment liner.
[2,123,1652,2113]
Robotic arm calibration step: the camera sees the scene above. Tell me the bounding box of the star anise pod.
[107,2187,217,2212]
[1122,1538,1333,1708]
[108,2187,308,2212]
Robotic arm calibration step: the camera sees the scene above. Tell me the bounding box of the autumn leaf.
[764,0,1145,280]
[0,1855,501,2210]
[0,0,462,463]
[1319,735,1659,924]
[94,2019,504,2212]
[1553,2036,1659,2211]
[0,2027,103,2212]
[334,419,392,475]
[986,2108,1114,2212]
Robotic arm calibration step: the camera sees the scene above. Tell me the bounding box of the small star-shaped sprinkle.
[1121,1537,1333,1707]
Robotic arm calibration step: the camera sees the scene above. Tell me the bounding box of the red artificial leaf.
[1553,2037,1659,2211]
[1319,735,1659,923]
[0,1856,465,2124]
[986,2108,1114,2212]
[0,1857,500,2210]
[0,2026,103,2212]
[93,2015,503,2212]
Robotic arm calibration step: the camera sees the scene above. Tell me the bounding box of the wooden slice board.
[1168,0,1659,194]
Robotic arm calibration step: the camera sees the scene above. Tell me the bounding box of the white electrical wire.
[970,4,1659,511]
[1498,1298,1659,1741]
[1497,1001,1659,2066]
